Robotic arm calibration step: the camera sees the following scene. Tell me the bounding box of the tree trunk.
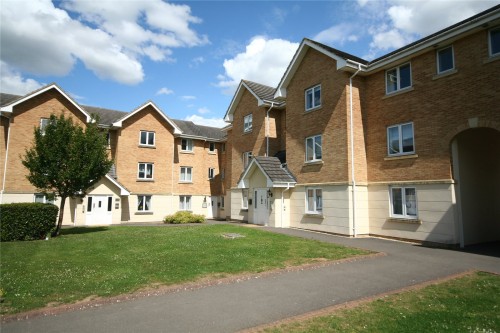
[52,196,67,237]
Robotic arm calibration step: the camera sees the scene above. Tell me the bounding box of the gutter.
[1,117,12,204]
[349,63,362,237]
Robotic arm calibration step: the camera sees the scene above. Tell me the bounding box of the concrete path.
[2,226,499,333]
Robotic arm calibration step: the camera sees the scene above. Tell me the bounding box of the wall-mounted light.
[267,189,273,198]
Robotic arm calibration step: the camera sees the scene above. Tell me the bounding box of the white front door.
[253,189,269,225]
[86,195,113,225]
[206,196,218,219]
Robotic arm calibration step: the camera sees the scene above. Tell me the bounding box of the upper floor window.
[208,167,215,179]
[140,131,155,146]
[305,135,322,162]
[221,143,226,153]
[387,123,414,156]
[40,118,50,135]
[180,166,192,182]
[306,188,322,214]
[489,27,500,57]
[181,138,193,152]
[386,63,411,94]
[305,85,321,111]
[209,142,216,153]
[244,114,253,133]
[137,195,152,212]
[437,46,454,74]
[390,187,417,218]
[138,163,154,180]
[242,151,253,168]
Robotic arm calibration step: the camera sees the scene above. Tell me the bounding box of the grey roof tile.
[82,105,128,125]
[0,93,22,107]
[254,156,296,183]
[172,119,226,140]
[242,80,283,104]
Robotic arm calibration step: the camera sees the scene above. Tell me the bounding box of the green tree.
[22,113,113,236]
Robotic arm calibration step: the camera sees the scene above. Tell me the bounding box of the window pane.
[401,124,414,153]
[392,188,403,215]
[388,127,400,155]
[307,189,314,211]
[438,47,454,72]
[138,164,145,178]
[187,168,192,181]
[306,89,313,109]
[315,189,322,211]
[386,69,398,93]
[186,196,191,210]
[87,197,92,212]
[148,133,154,145]
[146,164,153,178]
[306,137,314,161]
[145,196,151,211]
[314,86,321,107]
[107,197,112,211]
[138,196,144,211]
[35,194,45,203]
[405,188,417,216]
[140,131,147,144]
[315,136,322,160]
[399,64,411,89]
[491,29,500,55]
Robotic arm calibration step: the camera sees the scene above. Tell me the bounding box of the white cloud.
[216,36,299,94]
[197,107,210,114]
[156,87,174,95]
[181,95,197,101]
[0,61,43,95]
[0,0,207,85]
[314,23,359,46]
[184,114,226,128]
[190,56,205,68]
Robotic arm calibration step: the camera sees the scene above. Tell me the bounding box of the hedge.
[163,211,205,224]
[0,203,58,241]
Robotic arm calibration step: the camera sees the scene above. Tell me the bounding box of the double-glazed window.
[208,168,215,179]
[180,166,192,182]
[305,135,322,162]
[489,27,500,57]
[137,195,151,212]
[390,187,417,218]
[387,123,414,156]
[437,46,454,74]
[241,189,249,209]
[179,195,191,210]
[34,193,54,204]
[386,63,412,94]
[242,151,253,168]
[306,188,322,214]
[40,118,50,135]
[305,85,321,111]
[139,131,155,146]
[138,163,154,180]
[181,138,193,152]
[209,142,216,153]
[244,114,253,133]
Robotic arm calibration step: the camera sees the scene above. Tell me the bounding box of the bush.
[0,203,58,241]
[163,211,205,224]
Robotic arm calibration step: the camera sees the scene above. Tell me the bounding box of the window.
[242,189,249,209]
[305,85,321,111]
[107,197,112,211]
[34,193,54,204]
[181,138,193,152]
[180,166,192,182]
[387,123,414,156]
[220,196,225,209]
[139,131,155,146]
[221,143,226,153]
[489,27,500,57]
[137,195,152,211]
[106,132,111,147]
[437,46,454,74]
[87,197,92,212]
[40,118,50,135]
[306,188,322,214]
[208,167,215,179]
[209,142,216,153]
[390,187,417,218]
[179,195,191,210]
[244,114,253,132]
[242,151,253,168]
[138,163,154,180]
[386,63,411,94]
[305,135,322,162]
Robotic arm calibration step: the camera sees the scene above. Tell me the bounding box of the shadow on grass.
[61,227,110,235]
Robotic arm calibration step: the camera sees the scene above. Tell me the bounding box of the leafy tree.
[22,113,113,236]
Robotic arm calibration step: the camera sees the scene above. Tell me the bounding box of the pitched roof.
[304,39,368,65]
[0,93,22,107]
[238,156,296,188]
[242,80,282,104]
[172,119,226,141]
[82,105,127,126]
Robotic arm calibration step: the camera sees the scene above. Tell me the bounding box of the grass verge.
[261,271,500,333]
[0,224,369,315]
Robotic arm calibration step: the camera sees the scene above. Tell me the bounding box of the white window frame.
[305,84,321,111]
[179,195,191,211]
[180,166,193,182]
[208,142,216,153]
[489,27,500,57]
[40,118,50,135]
[386,63,412,94]
[387,122,415,156]
[436,46,455,74]
[390,186,417,218]
[208,167,215,179]
[34,193,54,204]
[137,195,152,212]
[139,130,155,147]
[181,138,193,152]
[242,151,253,168]
[306,188,323,214]
[243,114,253,133]
[241,189,249,209]
[305,135,322,162]
[137,162,154,180]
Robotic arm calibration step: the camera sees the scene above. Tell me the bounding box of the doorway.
[253,188,269,225]
[86,195,113,225]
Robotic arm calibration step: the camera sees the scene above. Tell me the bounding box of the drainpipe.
[266,102,275,157]
[1,117,12,204]
[280,183,291,228]
[349,64,362,237]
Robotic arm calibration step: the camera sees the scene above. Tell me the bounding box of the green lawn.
[263,271,500,333]
[0,224,369,314]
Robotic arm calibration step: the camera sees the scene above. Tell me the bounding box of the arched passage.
[452,128,500,246]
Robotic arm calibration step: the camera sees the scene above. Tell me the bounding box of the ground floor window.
[180,195,191,211]
[34,193,54,204]
[306,188,322,214]
[390,186,417,218]
[220,196,225,209]
[138,195,152,212]
[242,189,249,209]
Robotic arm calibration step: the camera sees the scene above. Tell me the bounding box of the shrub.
[163,211,205,224]
[0,203,58,241]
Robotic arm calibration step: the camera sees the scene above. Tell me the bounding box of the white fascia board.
[105,174,130,196]
[177,134,225,142]
[224,81,246,122]
[271,182,296,188]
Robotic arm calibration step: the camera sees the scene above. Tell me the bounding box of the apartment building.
[224,5,500,247]
[0,84,226,225]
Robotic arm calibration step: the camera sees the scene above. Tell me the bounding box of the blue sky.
[1,0,498,127]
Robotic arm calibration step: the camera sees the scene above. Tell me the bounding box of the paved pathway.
[2,225,499,333]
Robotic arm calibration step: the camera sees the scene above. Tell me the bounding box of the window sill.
[483,54,500,64]
[180,151,194,154]
[305,213,324,219]
[387,217,421,224]
[137,179,154,182]
[208,152,216,155]
[138,145,156,149]
[384,154,418,161]
[179,181,193,184]
[241,208,248,212]
[304,160,323,166]
[383,87,414,99]
[304,106,322,114]
[243,130,253,135]
[135,211,153,215]
[432,69,457,80]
